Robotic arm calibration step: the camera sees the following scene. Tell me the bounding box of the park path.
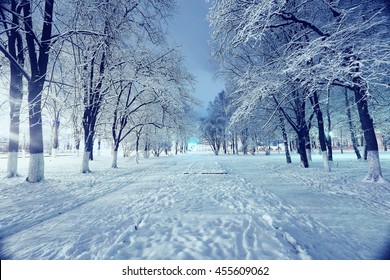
[1,153,388,259]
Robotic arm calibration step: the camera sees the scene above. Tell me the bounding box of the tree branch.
[279,12,329,37]
[0,43,31,81]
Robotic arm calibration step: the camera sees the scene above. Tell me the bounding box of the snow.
[0,151,389,260]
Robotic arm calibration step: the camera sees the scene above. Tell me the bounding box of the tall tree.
[23,0,54,182]
[310,91,331,172]
[65,0,177,172]
[278,109,292,164]
[344,88,362,160]
[0,0,25,178]
[201,91,229,155]
[208,0,390,180]
[0,0,55,182]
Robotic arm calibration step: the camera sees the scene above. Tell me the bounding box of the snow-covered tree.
[208,0,390,181]
[43,52,75,158]
[0,0,55,182]
[201,91,229,155]
[58,0,177,172]
[109,73,161,167]
[108,44,196,167]
[0,0,25,178]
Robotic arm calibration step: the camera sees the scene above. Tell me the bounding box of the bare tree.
[208,0,390,181]
[0,0,24,178]
[201,91,229,155]
[0,0,55,182]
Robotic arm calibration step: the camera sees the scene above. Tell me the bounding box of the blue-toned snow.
[0,150,389,260]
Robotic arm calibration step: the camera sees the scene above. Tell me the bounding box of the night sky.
[168,0,225,116]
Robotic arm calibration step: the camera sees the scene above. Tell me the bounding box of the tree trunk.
[75,140,80,156]
[279,110,291,164]
[298,131,309,168]
[354,84,383,182]
[24,0,54,182]
[235,133,239,155]
[305,134,312,162]
[251,146,256,155]
[242,140,248,155]
[89,145,94,161]
[97,138,101,156]
[26,80,45,182]
[364,144,368,160]
[326,89,333,161]
[344,88,362,160]
[81,32,107,171]
[289,140,294,153]
[175,140,179,155]
[81,151,91,173]
[7,68,23,178]
[112,149,118,168]
[241,129,249,155]
[81,122,94,173]
[135,130,142,163]
[22,133,27,158]
[311,92,330,172]
[7,151,19,178]
[184,138,189,153]
[144,141,150,158]
[276,94,309,167]
[72,112,81,156]
[6,3,24,178]
[81,149,92,172]
[231,134,235,154]
[52,118,60,158]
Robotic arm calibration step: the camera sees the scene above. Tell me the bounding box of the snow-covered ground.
[0,150,389,260]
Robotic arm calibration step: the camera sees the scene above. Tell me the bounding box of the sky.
[0,1,222,123]
[168,0,225,116]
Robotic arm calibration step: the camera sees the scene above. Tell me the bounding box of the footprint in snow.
[262,214,274,228]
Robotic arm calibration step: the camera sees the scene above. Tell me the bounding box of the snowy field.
[0,150,389,260]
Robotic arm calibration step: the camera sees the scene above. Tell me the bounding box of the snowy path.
[0,152,389,259]
[218,153,390,259]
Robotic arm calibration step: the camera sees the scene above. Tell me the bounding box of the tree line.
[0,0,199,183]
[205,0,390,182]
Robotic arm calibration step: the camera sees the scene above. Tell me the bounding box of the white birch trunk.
[136,152,140,164]
[81,151,91,173]
[364,150,385,183]
[322,151,331,172]
[27,153,44,183]
[76,148,80,157]
[6,151,19,178]
[112,150,118,168]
